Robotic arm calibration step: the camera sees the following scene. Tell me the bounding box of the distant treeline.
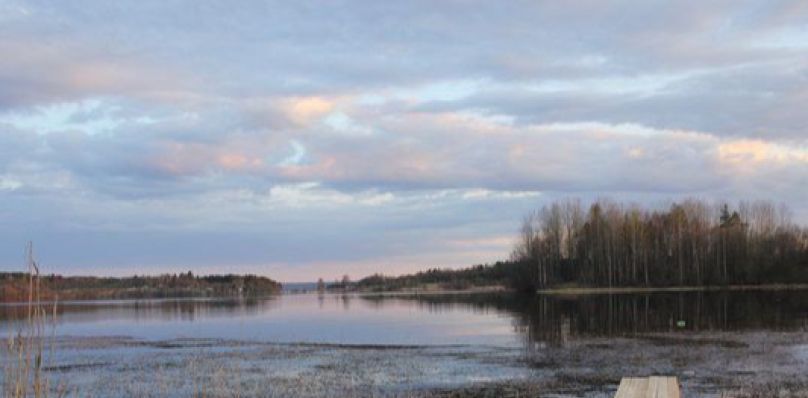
[0,272,282,302]
[354,263,515,292]
[511,199,808,292]
[356,199,808,293]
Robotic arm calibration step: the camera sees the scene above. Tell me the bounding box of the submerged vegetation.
[357,199,808,293]
[0,272,282,303]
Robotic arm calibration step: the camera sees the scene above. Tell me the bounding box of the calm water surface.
[2,290,808,347]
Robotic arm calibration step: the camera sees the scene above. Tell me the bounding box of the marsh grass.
[2,243,65,398]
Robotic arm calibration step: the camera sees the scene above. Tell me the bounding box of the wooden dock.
[614,376,680,398]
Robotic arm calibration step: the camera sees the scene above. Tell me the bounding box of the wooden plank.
[615,377,649,398]
[649,376,681,398]
[615,376,680,398]
[664,377,681,398]
[648,377,663,398]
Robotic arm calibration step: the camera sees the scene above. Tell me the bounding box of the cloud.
[718,139,808,167]
[0,175,22,191]
[280,97,337,126]
[0,38,191,111]
[0,0,807,278]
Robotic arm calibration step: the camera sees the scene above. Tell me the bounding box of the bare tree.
[511,198,808,290]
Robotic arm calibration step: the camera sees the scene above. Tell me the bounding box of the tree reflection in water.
[365,290,808,347]
[0,297,278,327]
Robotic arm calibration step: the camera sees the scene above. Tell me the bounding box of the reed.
[2,243,63,398]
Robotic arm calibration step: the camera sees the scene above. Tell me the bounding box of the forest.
[0,272,282,302]
[509,199,808,292]
[353,262,515,292]
[356,199,808,293]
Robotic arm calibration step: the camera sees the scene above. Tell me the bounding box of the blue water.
[0,293,520,346]
[3,289,807,347]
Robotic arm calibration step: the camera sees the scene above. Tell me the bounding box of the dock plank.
[615,376,680,398]
[615,377,649,398]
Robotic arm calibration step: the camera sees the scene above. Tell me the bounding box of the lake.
[3,290,807,345]
[2,290,808,396]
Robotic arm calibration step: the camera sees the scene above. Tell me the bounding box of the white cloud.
[0,176,22,191]
[277,140,308,166]
[265,182,395,208]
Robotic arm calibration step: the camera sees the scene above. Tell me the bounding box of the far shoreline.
[343,283,808,297]
[4,283,808,304]
[535,283,808,295]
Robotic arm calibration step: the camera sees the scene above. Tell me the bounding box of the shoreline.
[4,283,808,304]
[349,285,508,297]
[536,283,808,295]
[0,293,281,306]
[348,283,808,297]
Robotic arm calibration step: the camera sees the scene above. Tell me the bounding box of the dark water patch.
[584,342,613,349]
[635,334,748,348]
[423,383,542,398]
[291,342,429,350]
[43,361,110,372]
[526,358,559,368]
[555,372,620,387]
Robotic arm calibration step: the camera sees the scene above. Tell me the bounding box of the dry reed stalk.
[2,242,61,398]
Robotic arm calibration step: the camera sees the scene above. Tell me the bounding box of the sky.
[1,1,807,282]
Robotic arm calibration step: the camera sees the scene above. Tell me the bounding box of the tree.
[511,198,808,290]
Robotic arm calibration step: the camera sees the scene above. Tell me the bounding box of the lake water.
[2,289,807,347]
[2,290,808,396]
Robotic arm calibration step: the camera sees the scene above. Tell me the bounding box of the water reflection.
[0,297,279,327]
[1,290,806,347]
[386,290,808,346]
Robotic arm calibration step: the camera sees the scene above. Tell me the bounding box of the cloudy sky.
[1,1,807,281]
